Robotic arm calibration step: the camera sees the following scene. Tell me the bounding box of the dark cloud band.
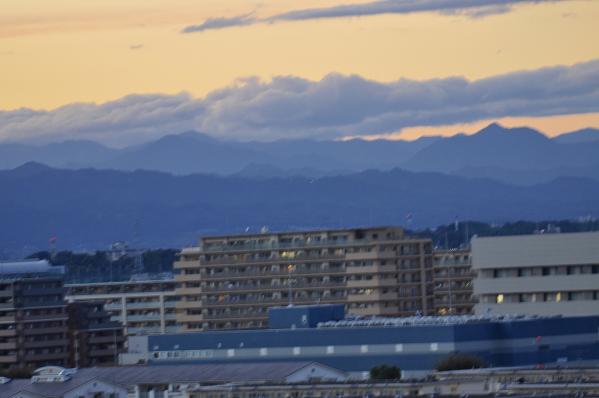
[182,0,564,34]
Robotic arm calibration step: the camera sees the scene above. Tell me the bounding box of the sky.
[1,0,599,145]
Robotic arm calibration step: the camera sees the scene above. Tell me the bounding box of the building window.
[496,294,504,304]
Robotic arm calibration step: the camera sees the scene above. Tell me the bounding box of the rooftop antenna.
[48,236,58,262]
[464,222,470,249]
[405,213,413,230]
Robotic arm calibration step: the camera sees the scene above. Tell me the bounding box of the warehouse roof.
[0,362,347,397]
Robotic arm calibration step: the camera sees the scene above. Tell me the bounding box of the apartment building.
[472,231,599,316]
[432,249,475,315]
[175,227,434,331]
[67,301,125,367]
[65,278,178,336]
[0,260,69,372]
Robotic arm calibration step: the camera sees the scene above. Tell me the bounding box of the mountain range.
[1,161,599,257]
[1,124,599,185]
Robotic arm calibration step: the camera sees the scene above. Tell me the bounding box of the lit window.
[496,294,504,304]
[556,292,561,302]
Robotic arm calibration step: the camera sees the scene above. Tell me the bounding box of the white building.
[472,231,599,316]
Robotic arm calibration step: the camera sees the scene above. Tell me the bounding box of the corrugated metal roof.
[79,361,318,384]
[0,362,324,397]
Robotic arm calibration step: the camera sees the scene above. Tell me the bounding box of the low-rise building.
[121,304,599,378]
[65,278,178,336]
[472,231,599,316]
[0,362,347,398]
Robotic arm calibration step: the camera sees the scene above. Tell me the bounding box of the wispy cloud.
[182,12,255,33]
[129,44,144,50]
[1,59,598,145]
[182,0,564,34]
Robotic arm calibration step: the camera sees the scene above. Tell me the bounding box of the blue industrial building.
[123,305,599,377]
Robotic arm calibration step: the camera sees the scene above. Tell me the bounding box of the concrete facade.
[65,279,178,336]
[0,261,69,372]
[175,227,434,331]
[432,249,475,315]
[472,231,599,316]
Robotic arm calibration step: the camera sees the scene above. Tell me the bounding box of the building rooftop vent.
[31,366,77,383]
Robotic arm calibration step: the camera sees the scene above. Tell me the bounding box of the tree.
[0,367,35,379]
[370,364,401,380]
[435,354,486,372]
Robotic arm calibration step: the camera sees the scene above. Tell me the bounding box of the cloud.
[129,44,144,50]
[182,13,255,33]
[1,60,598,145]
[182,0,564,33]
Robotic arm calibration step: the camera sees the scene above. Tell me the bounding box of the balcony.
[27,352,67,362]
[346,264,397,274]
[23,338,68,349]
[203,311,268,320]
[200,253,347,267]
[20,314,68,322]
[0,342,17,350]
[199,267,347,280]
[127,326,162,335]
[125,302,163,310]
[0,315,16,323]
[23,326,66,335]
[202,296,346,308]
[89,335,124,344]
[201,281,346,293]
[0,355,17,363]
[125,314,162,322]
[21,287,64,296]
[347,292,398,302]
[0,329,16,337]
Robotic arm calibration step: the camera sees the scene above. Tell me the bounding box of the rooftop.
[0,362,344,397]
[317,313,563,329]
[0,259,64,278]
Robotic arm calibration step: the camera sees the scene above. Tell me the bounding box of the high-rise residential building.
[67,301,125,368]
[65,278,178,336]
[174,227,434,331]
[432,249,475,315]
[0,260,69,372]
[472,231,599,316]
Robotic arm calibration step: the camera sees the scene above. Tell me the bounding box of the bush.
[435,354,486,371]
[370,364,401,380]
[0,367,35,379]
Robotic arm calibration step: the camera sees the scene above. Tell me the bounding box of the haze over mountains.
[2,122,599,256]
[2,123,599,184]
[2,161,599,257]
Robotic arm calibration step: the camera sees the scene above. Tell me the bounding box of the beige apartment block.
[65,279,179,336]
[175,227,434,331]
[472,231,599,316]
[433,249,475,315]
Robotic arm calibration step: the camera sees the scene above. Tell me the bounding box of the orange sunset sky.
[1,0,599,143]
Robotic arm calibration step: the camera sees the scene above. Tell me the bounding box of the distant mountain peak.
[554,128,599,144]
[10,161,53,176]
